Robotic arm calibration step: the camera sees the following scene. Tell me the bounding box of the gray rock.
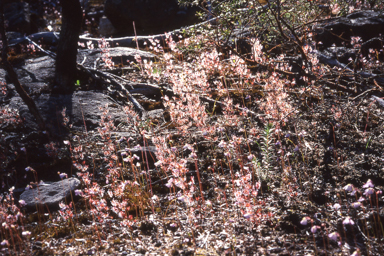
[20,177,81,212]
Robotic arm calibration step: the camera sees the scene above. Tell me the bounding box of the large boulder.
[19,178,81,212]
[104,0,198,35]
[7,89,130,134]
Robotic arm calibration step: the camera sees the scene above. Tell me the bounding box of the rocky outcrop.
[314,11,384,48]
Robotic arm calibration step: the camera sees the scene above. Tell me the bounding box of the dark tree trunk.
[54,0,82,94]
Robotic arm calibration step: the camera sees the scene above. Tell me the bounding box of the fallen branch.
[8,16,222,50]
[120,81,263,121]
[76,64,147,118]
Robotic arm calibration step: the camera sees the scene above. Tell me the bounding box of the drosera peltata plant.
[2,0,384,254]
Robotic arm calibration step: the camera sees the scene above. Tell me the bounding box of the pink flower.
[58,172,67,179]
[183,144,193,151]
[59,202,67,210]
[343,184,354,192]
[328,232,339,241]
[165,178,174,188]
[151,195,159,202]
[351,202,361,209]
[311,225,320,233]
[18,200,26,207]
[351,188,358,196]
[333,203,341,210]
[1,240,10,246]
[330,3,340,15]
[300,217,311,225]
[218,140,226,148]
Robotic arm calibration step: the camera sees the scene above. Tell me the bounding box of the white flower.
[362,179,374,188]
[22,231,31,237]
[343,217,355,225]
[364,188,375,196]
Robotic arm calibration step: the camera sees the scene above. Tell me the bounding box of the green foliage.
[254,122,275,182]
[260,122,274,173]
